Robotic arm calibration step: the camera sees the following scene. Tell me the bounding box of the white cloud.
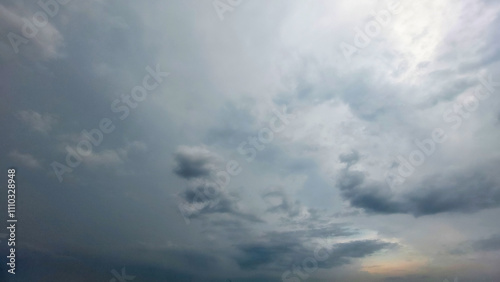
[83,149,123,167]
[9,150,41,168]
[0,4,65,60]
[17,110,57,134]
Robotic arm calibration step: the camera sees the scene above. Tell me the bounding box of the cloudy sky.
[1,0,500,281]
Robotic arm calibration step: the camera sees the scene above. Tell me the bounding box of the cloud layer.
[2,0,500,281]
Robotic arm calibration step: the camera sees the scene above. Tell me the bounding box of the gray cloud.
[337,157,500,216]
[17,110,57,133]
[450,233,500,256]
[473,234,500,252]
[236,241,303,270]
[235,237,396,271]
[173,145,219,179]
[322,240,397,268]
[9,150,41,168]
[262,189,303,218]
[3,0,500,280]
[174,145,262,223]
[177,181,262,222]
[339,150,360,168]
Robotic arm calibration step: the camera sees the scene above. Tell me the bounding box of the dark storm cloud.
[405,173,500,215]
[235,237,396,270]
[177,182,263,222]
[234,224,357,270]
[12,245,223,282]
[337,169,404,214]
[232,224,386,271]
[236,241,304,270]
[337,156,500,216]
[174,145,263,222]
[179,183,236,214]
[321,240,397,268]
[173,146,218,179]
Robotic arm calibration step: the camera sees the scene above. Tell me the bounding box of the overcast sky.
[1,0,500,281]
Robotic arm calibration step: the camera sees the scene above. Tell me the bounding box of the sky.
[1,0,500,281]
